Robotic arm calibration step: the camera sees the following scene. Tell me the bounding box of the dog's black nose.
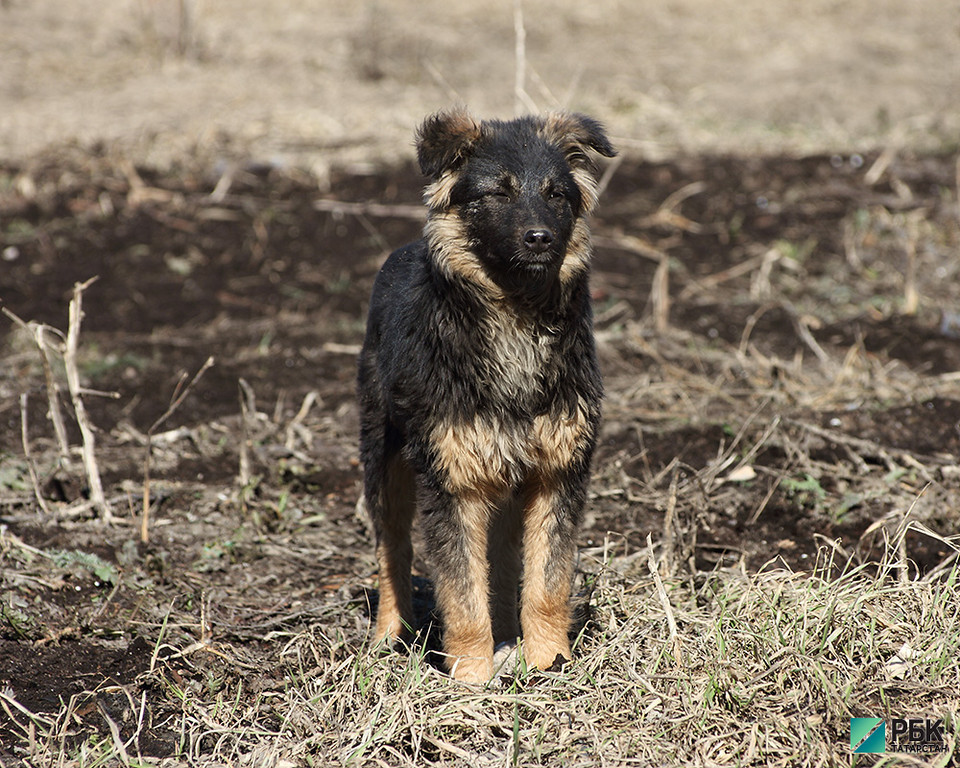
[523,228,554,254]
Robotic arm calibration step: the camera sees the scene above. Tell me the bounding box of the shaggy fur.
[358,109,615,683]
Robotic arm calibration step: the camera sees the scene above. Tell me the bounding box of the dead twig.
[593,234,671,331]
[594,153,624,202]
[863,146,896,186]
[64,278,111,523]
[650,254,670,332]
[2,308,71,463]
[209,161,237,203]
[0,688,55,731]
[19,393,50,515]
[647,533,683,665]
[745,474,783,525]
[97,700,131,765]
[694,401,775,494]
[640,181,706,233]
[750,247,781,301]
[238,378,257,490]
[678,251,770,301]
[660,470,679,575]
[955,155,960,227]
[789,419,938,482]
[843,217,863,270]
[594,233,668,263]
[513,0,537,116]
[35,326,71,463]
[285,390,322,452]
[322,342,363,355]
[141,356,214,544]
[791,312,837,377]
[312,198,425,220]
[901,211,921,316]
[738,302,777,356]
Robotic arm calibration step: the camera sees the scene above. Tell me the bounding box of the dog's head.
[417,109,616,297]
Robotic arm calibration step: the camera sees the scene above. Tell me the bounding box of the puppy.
[358,109,615,683]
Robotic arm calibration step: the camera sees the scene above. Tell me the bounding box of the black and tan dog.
[358,109,615,683]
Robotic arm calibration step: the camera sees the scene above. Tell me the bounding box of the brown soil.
[2,146,959,757]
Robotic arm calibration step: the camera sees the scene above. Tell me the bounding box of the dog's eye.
[489,190,511,201]
[547,189,566,202]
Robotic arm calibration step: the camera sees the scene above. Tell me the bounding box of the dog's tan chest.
[430,401,589,497]
[481,308,557,403]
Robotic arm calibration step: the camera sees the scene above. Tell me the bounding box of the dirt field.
[1,2,959,766]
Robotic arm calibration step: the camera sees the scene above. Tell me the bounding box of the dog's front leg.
[423,490,495,683]
[519,474,584,671]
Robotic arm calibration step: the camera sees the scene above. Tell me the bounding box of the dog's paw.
[449,654,494,684]
[523,644,571,673]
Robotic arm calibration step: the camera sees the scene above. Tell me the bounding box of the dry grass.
[4,532,956,767]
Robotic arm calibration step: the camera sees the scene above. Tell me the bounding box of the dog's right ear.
[416,109,483,178]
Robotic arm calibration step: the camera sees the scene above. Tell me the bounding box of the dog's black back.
[358,110,615,683]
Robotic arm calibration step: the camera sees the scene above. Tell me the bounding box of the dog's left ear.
[540,113,617,165]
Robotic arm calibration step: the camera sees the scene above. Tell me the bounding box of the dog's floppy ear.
[540,113,616,214]
[540,113,617,166]
[416,109,484,178]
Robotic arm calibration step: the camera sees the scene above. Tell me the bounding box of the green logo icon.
[851,718,886,753]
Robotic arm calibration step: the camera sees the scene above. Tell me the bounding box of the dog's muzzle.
[523,228,554,255]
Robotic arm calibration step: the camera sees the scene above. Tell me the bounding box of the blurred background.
[2,0,958,173]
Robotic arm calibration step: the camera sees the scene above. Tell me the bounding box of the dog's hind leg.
[368,446,416,645]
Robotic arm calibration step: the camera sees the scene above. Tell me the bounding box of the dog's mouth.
[510,247,562,272]
[518,252,556,267]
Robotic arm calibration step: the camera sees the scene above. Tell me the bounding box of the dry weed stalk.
[901,210,923,315]
[678,249,770,301]
[749,247,781,301]
[646,533,683,665]
[285,390,322,452]
[650,254,670,332]
[64,278,111,522]
[2,307,71,464]
[594,153,624,202]
[19,393,50,516]
[312,198,425,220]
[513,0,533,116]
[864,146,897,186]
[842,217,863,269]
[177,0,196,57]
[36,327,71,463]
[791,311,837,376]
[955,155,960,227]
[140,356,214,543]
[640,180,706,233]
[595,234,671,331]
[238,378,257,490]
[659,469,680,576]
